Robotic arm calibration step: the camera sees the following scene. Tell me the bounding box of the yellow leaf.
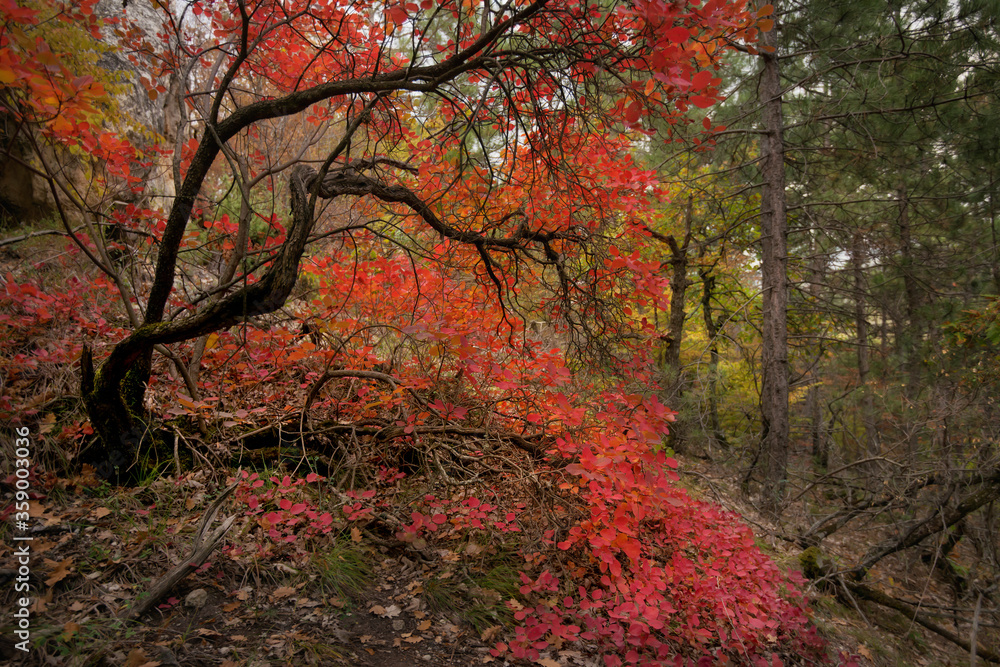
[0,68,16,84]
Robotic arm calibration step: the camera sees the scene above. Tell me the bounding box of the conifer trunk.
[758,9,790,514]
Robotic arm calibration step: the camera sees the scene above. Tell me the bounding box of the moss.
[82,345,172,483]
[799,546,825,580]
[121,361,150,418]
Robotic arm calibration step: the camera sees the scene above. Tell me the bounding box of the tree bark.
[850,230,879,461]
[757,11,790,515]
[897,186,921,457]
[807,233,827,468]
[699,267,728,449]
[662,197,693,450]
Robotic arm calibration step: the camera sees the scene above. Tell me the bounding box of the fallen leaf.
[351,526,362,542]
[858,646,873,660]
[39,412,56,434]
[94,507,111,519]
[272,586,296,599]
[480,625,501,642]
[537,660,561,667]
[196,628,222,637]
[222,602,240,612]
[122,649,159,667]
[369,603,402,617]
[31,587,52,613]
[405,636,423,643]
[44,557,74,586]
[61,621,80,642]
[68,601,88,612]
[417,619,432,632]
[31,539,56,554]
[230,634,247,641]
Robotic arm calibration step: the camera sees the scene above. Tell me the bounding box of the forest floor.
[0,447,976,667]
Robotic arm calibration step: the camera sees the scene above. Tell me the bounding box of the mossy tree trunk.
[81,165,320,480]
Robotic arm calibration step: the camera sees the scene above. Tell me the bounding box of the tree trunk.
[850,230,878,461]
[699,267,728,450]
[807,235,827,468]
[82,165,321,480]
[897,186,921,457]
[663,197,693,451]
[757,11,790,515]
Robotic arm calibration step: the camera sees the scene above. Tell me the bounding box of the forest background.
[1,0,999,665]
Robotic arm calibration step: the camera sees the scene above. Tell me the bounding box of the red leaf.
[387,5,408,24]
[690,94,716,109]
[691,70,713,91]
[665,26,690,43]
[624,100,642,124]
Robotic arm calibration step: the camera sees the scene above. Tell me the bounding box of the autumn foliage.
[0,0,830,664]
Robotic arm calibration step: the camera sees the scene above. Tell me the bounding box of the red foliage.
[0,0,828,663]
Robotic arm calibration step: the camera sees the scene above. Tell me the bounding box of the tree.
[753,0,788,513]
[0,0,758,474]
